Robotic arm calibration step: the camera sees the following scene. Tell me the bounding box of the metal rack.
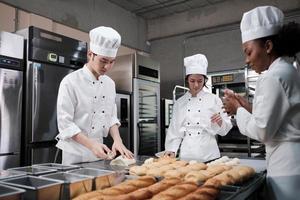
[208,69,265,158]
[244,67,265,158]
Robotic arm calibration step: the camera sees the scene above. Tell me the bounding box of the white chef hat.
[184,54,208,76]
[240,6,284,43]
[89,26,121,57]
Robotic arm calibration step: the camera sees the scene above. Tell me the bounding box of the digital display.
[212,74,234,84]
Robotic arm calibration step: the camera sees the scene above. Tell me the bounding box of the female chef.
[164,54,232,162]
[223,6,300,199]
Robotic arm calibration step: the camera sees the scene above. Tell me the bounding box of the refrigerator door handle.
[31,63,38,140]
[136,122,140,155]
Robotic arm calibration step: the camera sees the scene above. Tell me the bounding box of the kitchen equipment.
[160,98,173,150]
[0,175,62,200]
[107,53,161,156]
[68,168,122,190]
[32,163,80,172]
[8,166,57,176]
[0,184,25,200]
[104,92,131,150]
[0,170,26,181]
[16,26,87,165]
[208,69,265,158]
[41,172,92,200]
[0,31,24,169]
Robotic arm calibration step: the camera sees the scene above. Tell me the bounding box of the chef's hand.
[222,95,241,116]
[112,140,134,159]
[211,113,222,127]
[90,140,113,159]
[163,151,175,158]
[234,94,252,113]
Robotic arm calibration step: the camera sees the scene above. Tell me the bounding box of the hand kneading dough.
[110,155,136,166]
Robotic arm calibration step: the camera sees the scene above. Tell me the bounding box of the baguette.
[151,182,198,200]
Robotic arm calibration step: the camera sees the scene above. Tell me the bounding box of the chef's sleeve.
[165,102,184,154]
[214,97,233,136]
[110,103,121,127]
[236,76,289,142]
[56,80,81,140]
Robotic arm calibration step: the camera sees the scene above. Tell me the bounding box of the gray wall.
[0,0,149,52]
[151,10,300,99]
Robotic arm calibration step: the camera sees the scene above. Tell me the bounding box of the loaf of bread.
[151,182,198,200]
[177,185,220,200]
[207,164,231,175]
[204,178,222,188]
[184,171,209,183]
[74,176,156,200]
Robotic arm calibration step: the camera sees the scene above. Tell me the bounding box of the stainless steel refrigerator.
[104,92,131,150]
[17,26,87,165]
[0,31,24,169]
[107,53,161,156]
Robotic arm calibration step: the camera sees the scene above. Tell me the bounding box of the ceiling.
[108,0,229,19]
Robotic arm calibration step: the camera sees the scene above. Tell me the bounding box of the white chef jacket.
[236,57,300,199]
[56,65,120,164]
[165,90,232,162]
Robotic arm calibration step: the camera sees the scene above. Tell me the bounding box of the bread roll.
[184,171,208,183]
[186,162,207,171]
[223,170,242,183]
[211,173,234,186]
[177,167,191,175]
[204,178,222,189]
[157,157,177,165]
[129,165,147,176]
[173,160,189,166]
[146,167,162,177]
[164,169,185,179]
[207,165,227,175]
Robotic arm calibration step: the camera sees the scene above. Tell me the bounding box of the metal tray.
[0,175,63,200]
[41,172,93,200]
[0,170,26,181]
[0,184,25,200]
[8,166,57,176]
[33,163,80,172]
[68,168,125,190]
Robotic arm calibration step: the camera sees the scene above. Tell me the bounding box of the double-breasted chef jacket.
[165,90,232,162]
[236,57,300,200]
[56,64,120,164]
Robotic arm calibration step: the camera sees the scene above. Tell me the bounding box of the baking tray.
[0,175,63,200]
[41,172,93,200]
[33,163,80,172]
[0,184,25,200]
[67,168,125,190]
[8,166,57,176]
[0,170,26,181]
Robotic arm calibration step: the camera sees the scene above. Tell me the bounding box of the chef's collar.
[188,89,205,98]
[83,64,102,81]
[268,57,282,71]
